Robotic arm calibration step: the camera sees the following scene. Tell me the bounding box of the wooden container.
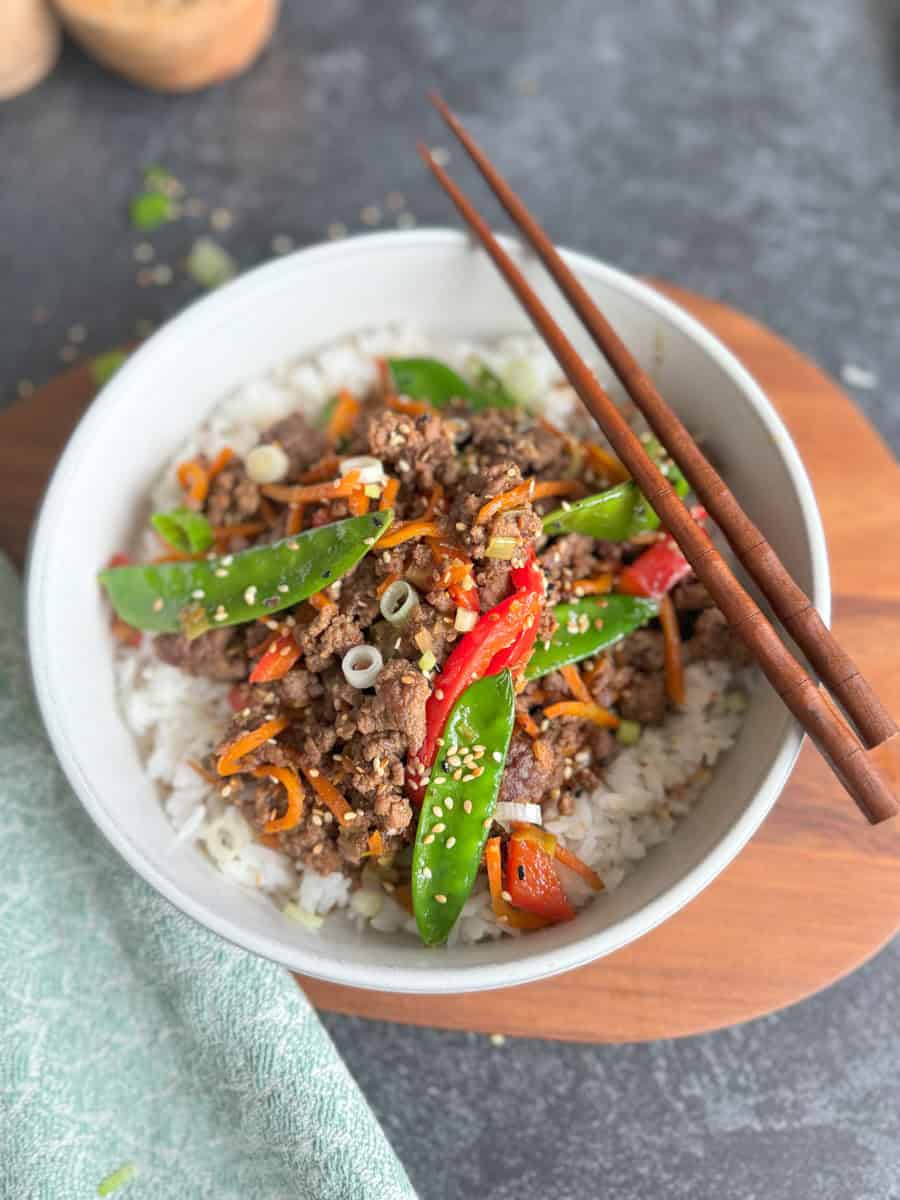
[53,0,280,93]
[0,0,61,100]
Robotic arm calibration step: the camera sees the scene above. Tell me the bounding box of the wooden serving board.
[4,284,900,1043]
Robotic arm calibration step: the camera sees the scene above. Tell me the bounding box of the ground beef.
[155,628,249,681]
[275,667,323,708]
[613,629,665,674]
[293,604,365,674]
[366,409,458,492]
[685,607,754,667]
[262,411,329,475]
[672,577,714,612]
[468,409,572,478]
[369,659,429,748]
[612,629,668,723]
[473,559,513,609]
[205,463,260,527]
[447,462,542,567]
[617,672,668,724]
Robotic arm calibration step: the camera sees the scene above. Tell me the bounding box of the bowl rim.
[26,229,831,993]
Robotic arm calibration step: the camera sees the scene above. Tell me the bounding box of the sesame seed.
[363,537,375,546]
[422,866,432,880]
[444,797,454,810]
[432,805,443,817]
[492,751,503,763]
[214,606,228,621]
[287,541,299,551]
[448,756,462,768]
[433,823,446,834]
[433,777,447,786]
[343,812,356,823]
[221,555,234,566]
[483,818,492,830]
[221,784,232,798]
[452,769,463,781]
[434,893,448,904]
[215,568,229,578]
[473,745,485,754]
[311,814,323,826]
[463,800,472,814]
[501,890,512,903]
[152,597,164,612]
[424,834,435,845]
[435,689,445,700]
[462,773,475,783]
[312,843,323,856]
[446,836,457,849]
[244,586,257,605]
[277,584,289,593]
[309,767,320,778]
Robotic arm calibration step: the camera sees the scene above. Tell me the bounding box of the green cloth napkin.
[0,555,416,1200]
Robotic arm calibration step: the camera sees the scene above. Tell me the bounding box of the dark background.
[3,2,899,1197]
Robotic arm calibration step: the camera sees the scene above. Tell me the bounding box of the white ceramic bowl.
[27,231,829,994]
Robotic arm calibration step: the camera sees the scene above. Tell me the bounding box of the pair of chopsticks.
[419,93,900,825]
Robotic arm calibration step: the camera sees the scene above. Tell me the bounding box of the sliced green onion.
[130,190,173,231]
[342,644,384,689]
[187,237,237,290]
[364,483,382,498]
[418,650,437,673]
[340,455,385,484]
[380,580,419,626]
[725,689,749,714]
[485,535,519,560]
[245,443,290,484]
[616,719,642,746]
[97,1162,137,1196]
[151,507,214,554]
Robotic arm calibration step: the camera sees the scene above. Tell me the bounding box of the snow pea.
[542,436,688,540]
[388,357,516,411]
[98,510,393,639]
[412,670,515,946]
[524,594,660,680]
[151,507,214,554]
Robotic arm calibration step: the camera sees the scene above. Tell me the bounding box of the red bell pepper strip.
[506,837,575,923]
[485,550,546,676]
[407,563,544,799]
[248,633,302,683]
[618,508,709,599]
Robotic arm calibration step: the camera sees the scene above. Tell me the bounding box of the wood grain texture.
[2,284,898,1042]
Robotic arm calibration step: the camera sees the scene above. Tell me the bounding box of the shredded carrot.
[187,759,220,787]
[392,883,413,914]
[379,477,399,511]
[258,833,282,850]
[216,716,290,776]
[249,630,282,659]
[386,395,432,417]
[151,549,207,564]
[561,663,593,706]
[570,574,614,597]
[300,454,342,483]
[532,738,554,769]
[261,469,361,505]
[515,708,540,739]
[555,844,605,892]
[253,764,304,834]
[376,572,400,597]
[376,518,443,549]
[259,496,279,527]
[376,356,394,396]
[583,441,629,483]
[347,487,370,516]
[208,446,234,480]
[485,837,550,930]
[285,503,305,536]
[474,478,585,526]
[538,416,578,447]
[423,483,445,520]
[308,591,334,611]
[659,593,686,706]
[543,700,620,729]
[298,762,355,827]
[325,389,360,443]
[176,459,209,505]
[367,830,384,858]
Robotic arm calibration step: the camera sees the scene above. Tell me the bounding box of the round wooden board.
[3,284,899,1043]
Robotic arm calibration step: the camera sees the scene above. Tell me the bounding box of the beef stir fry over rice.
[102,335,750,945]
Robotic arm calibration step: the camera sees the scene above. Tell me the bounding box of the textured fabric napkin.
[0,555,415,1200]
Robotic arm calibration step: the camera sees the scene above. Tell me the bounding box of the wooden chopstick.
[428,91,898,758]
[416,138,900,825]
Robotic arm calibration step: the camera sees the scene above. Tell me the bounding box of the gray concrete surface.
[2,2,899,1196]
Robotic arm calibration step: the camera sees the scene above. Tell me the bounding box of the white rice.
[115,325,748,943]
